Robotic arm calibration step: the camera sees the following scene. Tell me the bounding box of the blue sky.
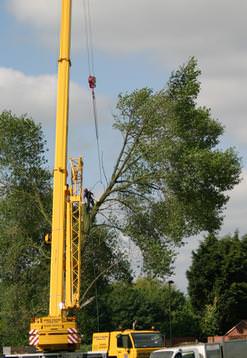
[1,0,247,291]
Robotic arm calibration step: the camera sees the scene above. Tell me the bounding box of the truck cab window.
[132,333,163,348]
[117,335,132,349]
[182,353,195,358]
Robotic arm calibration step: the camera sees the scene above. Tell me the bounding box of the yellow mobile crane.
[26,1,164,355]
[29,0,82,351]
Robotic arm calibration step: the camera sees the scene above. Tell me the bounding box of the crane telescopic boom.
[29,0,83,351]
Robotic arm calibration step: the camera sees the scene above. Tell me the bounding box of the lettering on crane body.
[42,318,61,324]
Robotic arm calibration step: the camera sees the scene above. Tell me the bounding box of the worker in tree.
[84,188,94,211]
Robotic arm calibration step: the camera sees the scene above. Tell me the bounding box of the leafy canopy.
[0,112,52,346]
[88,57,241,277]
[0,57,242,344]
[103,277,199,338]
[0,112,131,346]
[187,232,247,334]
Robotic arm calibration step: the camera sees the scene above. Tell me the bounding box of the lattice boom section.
[70,158,83,197]
[69,157,83,307]
[71,198,81,305]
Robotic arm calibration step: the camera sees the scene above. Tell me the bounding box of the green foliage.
[90,57,241,278]
[187,232,247,334]
[0,112,131,346]
[102,278,200,338]
[77,277,201,343]
[78,227,131,343]
[200,298,219,336]
[0,112,52,346]
[0,57,242,345]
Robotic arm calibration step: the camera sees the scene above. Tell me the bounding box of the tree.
[187,232,247,334]
[200,298,219,336]
[0,112,131,346]
[0,111,52,346]
[84,57,241,278]
[0,56,242,344]
[78,226,132,343]
[103,278,200,339]
[0,112,132,346]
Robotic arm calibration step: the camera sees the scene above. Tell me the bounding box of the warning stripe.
[29,329,39,346]
[68,332,80,344]
[68,328,78,334]
[29,329,38,335]
[68,334,78,344]
[29,335,39,346]
[30,338,38,346]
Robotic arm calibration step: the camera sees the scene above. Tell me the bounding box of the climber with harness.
[84,188,95,211]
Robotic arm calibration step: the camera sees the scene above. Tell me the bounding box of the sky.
[0,0,247,292]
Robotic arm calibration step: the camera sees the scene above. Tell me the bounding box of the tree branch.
[79,261,119,308]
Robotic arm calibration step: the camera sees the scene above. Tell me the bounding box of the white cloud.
[221,169,247,235]
[0,67,57,122]
[6,0,247,145]
[173,236,201,293]
[6,0,60,28]
[199,74,247,144]
[0,66,113,171]
[0,67,110,125]
[7,0,247,59]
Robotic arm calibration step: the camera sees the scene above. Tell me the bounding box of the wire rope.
[82,0,103,184]
[82,0,92,75]
[86,0,95,75]
[92,231,100,332]
[91,91,103,183]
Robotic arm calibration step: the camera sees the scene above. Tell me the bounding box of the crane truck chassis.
[4,330,164,358]
[4,338,247,358]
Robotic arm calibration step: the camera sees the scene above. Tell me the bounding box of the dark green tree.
[0,111,52,346]
[85,57,241,278]
[0,112,131,346]
[187,232,247,334]
[0,56,242,345]
[103,278,200,339]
